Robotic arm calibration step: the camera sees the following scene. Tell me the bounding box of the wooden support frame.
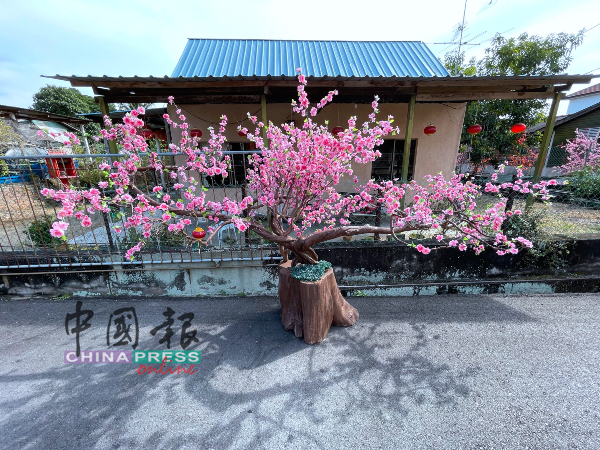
[527,92,564,207]
[400,94,416,208]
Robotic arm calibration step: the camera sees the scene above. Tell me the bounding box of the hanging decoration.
[140,128,155,140]
[154,129,167,141]
[190,129,203,139]
[510,123,526,133]
[192,227,206,240]
[424,125,437,136]
[331,106,344,136]
[467,124,482,135]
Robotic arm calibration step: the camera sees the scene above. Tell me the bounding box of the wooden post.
[97,96,118,156]
[526,92,563,208]
[401,94,416,208]
[261,94,268,144]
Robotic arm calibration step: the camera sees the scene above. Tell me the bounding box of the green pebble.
[291,260,332,282]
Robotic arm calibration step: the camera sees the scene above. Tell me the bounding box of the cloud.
[1,0,598,109]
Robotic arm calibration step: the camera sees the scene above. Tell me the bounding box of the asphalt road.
[0,293,599,450]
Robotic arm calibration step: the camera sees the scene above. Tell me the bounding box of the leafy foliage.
[0,120,25,152]
[445,31,584,164]
[568,168,600,200]
[504,207,571,273]
[25,216,63,247]
[31,85,116,137]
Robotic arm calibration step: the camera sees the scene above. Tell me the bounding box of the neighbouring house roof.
[526,101,600,134]
[0,105,90,125]
[79,107,167,125]
[171,39,450,78]
[565,83,600,99]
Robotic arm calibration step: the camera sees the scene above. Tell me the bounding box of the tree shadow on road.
[0,294,534,449]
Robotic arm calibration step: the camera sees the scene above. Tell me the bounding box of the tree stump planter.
[278,261,359,344]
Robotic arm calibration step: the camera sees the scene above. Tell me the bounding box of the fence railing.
[0,152,282,270]
[0,151,599,272]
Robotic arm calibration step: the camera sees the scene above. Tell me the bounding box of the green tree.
[32,85,99,117]
[31,85,118,145]
[118,102,155,111]
[446,31,584,166]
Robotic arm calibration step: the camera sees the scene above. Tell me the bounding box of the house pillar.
[527,92,563,207]
[401,94,416,208]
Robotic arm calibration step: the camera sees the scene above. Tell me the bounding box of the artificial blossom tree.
[42,72,555,344]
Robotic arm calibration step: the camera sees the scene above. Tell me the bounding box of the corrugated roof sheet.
[171,39,449,78]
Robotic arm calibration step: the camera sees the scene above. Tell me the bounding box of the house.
[46,39,595,186]
[566,83,600,114]
[542,101,600,171]
[0,104,90,156]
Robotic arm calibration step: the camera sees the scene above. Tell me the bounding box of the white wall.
[566,95,600,114]
[169,101,466,187]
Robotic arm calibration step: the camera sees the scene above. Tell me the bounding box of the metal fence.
[0,152,283,270]
[0,150,599,272]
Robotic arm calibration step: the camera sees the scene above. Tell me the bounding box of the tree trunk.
[278,261,359,344]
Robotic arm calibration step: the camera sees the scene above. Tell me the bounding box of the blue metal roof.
[172,39,449,78]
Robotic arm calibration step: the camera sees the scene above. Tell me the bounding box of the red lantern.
[424,125,437,136]
[467,124,482,135]
[190,129,203,139]
[140,128,155,140]
[238,130,247,137]
[155,129,167,141]
[332,126,344,135]
[192,227,206,240]
[511,123,526,133]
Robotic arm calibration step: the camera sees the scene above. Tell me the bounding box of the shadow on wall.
[0,295,534,449]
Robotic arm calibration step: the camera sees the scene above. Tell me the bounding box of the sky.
[1,0,598,115]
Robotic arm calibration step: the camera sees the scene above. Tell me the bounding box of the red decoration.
[154,129,167,141]
[140,128,155,140]
[510,123,526,133]
[238,130,247,137]
[424,125,437,136]
[332,126,344,135]
[192,227,206,240]
[467,124,482,135]
[190,129,203,139]
[46,155,77,189]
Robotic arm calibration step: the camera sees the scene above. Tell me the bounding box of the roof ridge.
[566,82,600,98]
[185,38,425,43]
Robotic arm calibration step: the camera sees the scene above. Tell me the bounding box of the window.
[203,142,255,186]
[580,127,600,142]
[370,139,416,181]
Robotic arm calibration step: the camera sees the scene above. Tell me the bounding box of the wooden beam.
[527,92,564,207]
[97,96,119,155]
[401,94,416,208]
[416,92,557,101]
[417,85,552,94]
[95,95,262,104]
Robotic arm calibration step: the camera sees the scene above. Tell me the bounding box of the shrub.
[25,216,63,247]
[568,167,600,200]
